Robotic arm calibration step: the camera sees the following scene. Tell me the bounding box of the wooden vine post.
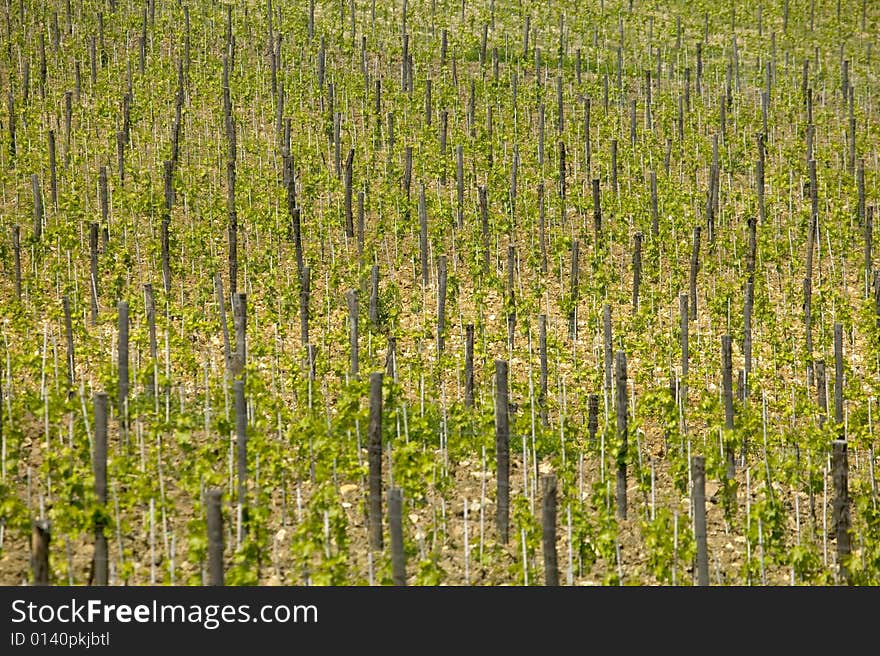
[495,360,510,544]
[692,455,710,586]
[92,391,108,586]
[368,372,383,551]
[206,488,225,586]
[615,351,628,520]
[542,474,558,586]
[389,487,406,585]
[31,520,51,585]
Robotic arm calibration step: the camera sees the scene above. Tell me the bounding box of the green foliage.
[412,552,447,586]
[391,440,435,504]
[290,482,350,586]
[641,508,695,585]
[0,0,878,589]
[847,490,880,585]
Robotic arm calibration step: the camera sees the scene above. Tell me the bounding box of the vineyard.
[0,0,878,587]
